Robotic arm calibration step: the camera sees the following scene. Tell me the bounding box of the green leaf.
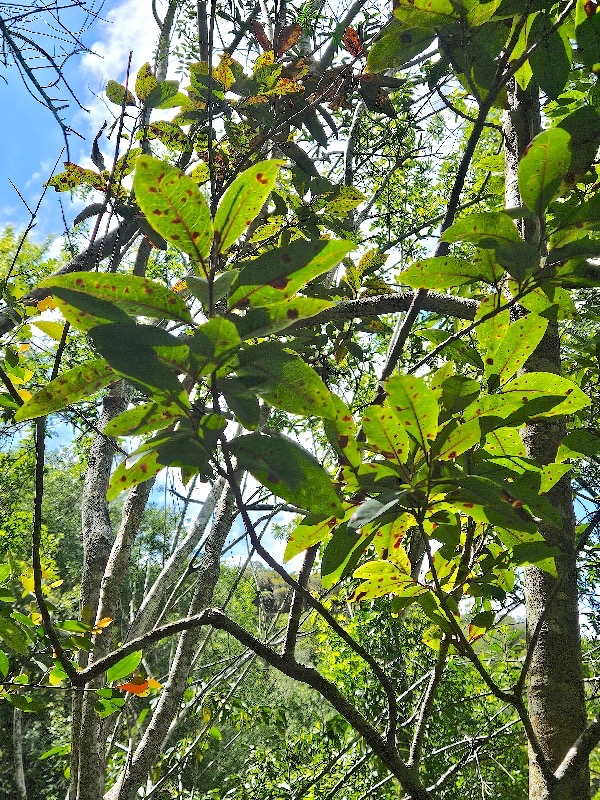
[284,515,338,562]
[41,273,192,325]
[229,434,344,518]
[46,163,106,193]
[557,429,600,462]
[191,318,241,372]
[385,375,439,450]
[104,402,187,437]
[440,376,480,414]
[106,650,143,683]
[484,314,548,387]
[145,80,182,109]
[394,0,458,28]
[474,295,510,352]
[134,156,213,263]
[528,13,571,100]
[0,616,28,654]
[228,239,353,308]
[466,373,589,422]
[367,28,435,73]
[484,427,527,458]
[186,270,239,308]
[214,160,283,253]
[15,360,117,421]
[399,256,493,289]
[518,128,571,215]
[219,378,260,430]
[234,297,333,339]
[362,405,410,463]
[89,324,187,396]
[48,288,132,332]
[0,650,9,679]
[107,450,163,501]
[321,525,374,589]
[237,343,337,419]
[106,80,136,106]
[435,418,481,460]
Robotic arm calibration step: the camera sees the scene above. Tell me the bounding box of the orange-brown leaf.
[342,26,364,57]
[275,23,302,56]
[117,680,149,695]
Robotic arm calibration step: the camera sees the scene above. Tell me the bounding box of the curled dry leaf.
[252,20,272,51]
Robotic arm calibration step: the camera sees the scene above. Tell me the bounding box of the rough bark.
[12,708,28,800]
[504,80,589,800]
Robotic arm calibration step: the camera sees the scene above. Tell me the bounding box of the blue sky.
[0,0,159,241]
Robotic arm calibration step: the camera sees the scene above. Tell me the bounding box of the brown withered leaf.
[342,26,364,57]
[275,23,302,56]
[252,20,272,51]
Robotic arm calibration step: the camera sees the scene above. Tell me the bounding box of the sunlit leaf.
[214,160,283,253]
[15,360,117,421]
[107,450,163,501]
[107,650,143,683]
[134,156,213,263]
[518,128,571,215]
[385,375,439,450]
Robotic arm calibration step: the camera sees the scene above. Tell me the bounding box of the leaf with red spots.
[342,26,364,57]
[229,434,344,518]
[350,559,419,602]
[14,359,117,421]
[133,156,212,264]
[322,395,361,470]
[384,375,439,451]
[228,239,353,308]
[484,314,548,388]
[235,297,333,339]
[445,475,537,533]
[284,514,338,562]
[251,20,272,51]
[275,23,302,56]
[372,514,412,563]
[434,418,481,461]
[40,273,192,325]
[362,404,410,463]
[107,450,163,501]
[236,342,337,419]
[214,160,283,253]
[104,402,187,437]
[483,427,527,458]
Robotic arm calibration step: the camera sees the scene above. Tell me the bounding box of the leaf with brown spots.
[133,155,212,264]
[235,297,333,339]
[362,404,410,463]
[284,514,338,562]
[434,418,481,461]
[342,26,365,57]
[399,256,493,289]
[372,514,412,563]
[40,272,192,325]
[106,80,136,107]
[15,360,117,421]
[229,239,353,307]
[214,160,283,253]
[104,402,187,438]
[275,23,302,56]
[107,450,163,501]
[483,314,548,388]
[135,62,158,101]
[384,375,439,451]
[229,434,344,518]
[46,163,107,193]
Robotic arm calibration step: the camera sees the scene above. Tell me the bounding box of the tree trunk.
[504,80,589,800]
[13,707,28,800]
